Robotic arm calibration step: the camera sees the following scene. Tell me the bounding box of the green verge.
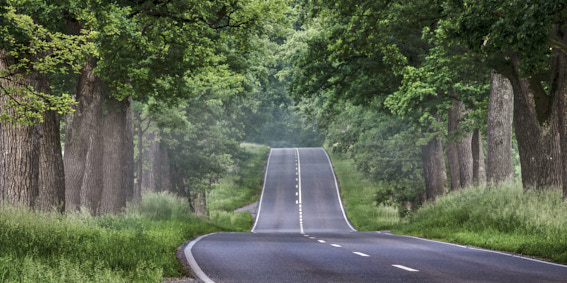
[0,143,270,282]
[330,151,567,264]
[0,193,226,282]
[393,182,567,264]
[329,151,401,231]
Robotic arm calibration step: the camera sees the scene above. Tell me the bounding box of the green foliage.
[395,182,567,264]
[326,102,425,210]
[0,193,230,282]
[207,143,269,231]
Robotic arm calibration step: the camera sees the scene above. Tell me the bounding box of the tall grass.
[0,192,228,282]
[395,181,567,264]
[329,152,401,231]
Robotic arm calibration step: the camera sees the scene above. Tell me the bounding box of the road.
[184,148,567,282]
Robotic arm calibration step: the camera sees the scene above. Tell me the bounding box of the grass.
[329,151,567,264]
[393,181,567,264]
[328,151,401,231]
[0,192,228,282]
[0,143,270,282]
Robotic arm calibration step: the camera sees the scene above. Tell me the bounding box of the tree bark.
[159,141,173,193]
[551,24,567,199]
[448,98,473,189]
[505,51,562,190]
[421,131,448,201]
[0,51,41,208]
[64,57,105,214]
[34,70,66,212]
[447,100,461,191]
[486,70,514,185]
[100,96,133,214]
[142,129,160,192]
[472,129,486,185]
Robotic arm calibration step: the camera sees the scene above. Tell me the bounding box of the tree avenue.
[1,0,566,217]
[291,0,567,207]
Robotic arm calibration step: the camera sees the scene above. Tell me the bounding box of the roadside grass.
[0,192,227,282]
[394,181,567,264]
[328,151,401,231]
[0,143,270,282]
[330,151,567,264]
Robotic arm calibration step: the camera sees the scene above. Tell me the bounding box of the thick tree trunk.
[551,24,567,199]
[100,96,133,214]
[486,70,514,185]
[448,98,473,189]
[64,57,105,214]
[457,137,473,188]
[0,51,41,207]
[35,69,65,212]
[447,100,461,191]
[421,132,448,201]
[472,129,486,185]
[38,110,66,212]
[506,52,562,190]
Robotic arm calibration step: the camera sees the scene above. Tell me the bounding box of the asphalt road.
[184,148,567,282]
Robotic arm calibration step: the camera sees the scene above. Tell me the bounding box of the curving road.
[184,148,567,282]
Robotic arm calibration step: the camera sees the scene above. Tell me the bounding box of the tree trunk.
[421,131,448,201]
[142,129,160,192]
[159,141,173,193]
[448,98,473,189]
[34,69,65,212]
[486,70,514,185]
[133,109,144,202]
[472,129,486,185]
[100,96,133,214]
[64,57,105,214]
[447,100,461,191]
[506,52,562,190]
[551,24,567,199]
[0,51,41,208]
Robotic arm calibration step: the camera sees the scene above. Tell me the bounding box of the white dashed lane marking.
[353,252,370,257]
[393,265,419,272]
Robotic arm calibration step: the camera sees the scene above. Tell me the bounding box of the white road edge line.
[353,252,370,257]
[184,233,217,283]
[393,264,419,272]
[251,148,273,233]
[321,148,357,232]
[379,231,567,269]
[296,148,304,234]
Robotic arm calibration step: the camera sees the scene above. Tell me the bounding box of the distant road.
[185,148,567,282]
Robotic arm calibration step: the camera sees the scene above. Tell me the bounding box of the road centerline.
[296,148,304,234]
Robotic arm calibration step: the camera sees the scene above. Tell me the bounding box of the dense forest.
[1,0,566,216]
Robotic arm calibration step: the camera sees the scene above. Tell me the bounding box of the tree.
[486,70,514,184]
[445,0,567,193]
[0,4,87,210]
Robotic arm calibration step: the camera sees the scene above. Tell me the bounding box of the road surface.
[184,148,567,282]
